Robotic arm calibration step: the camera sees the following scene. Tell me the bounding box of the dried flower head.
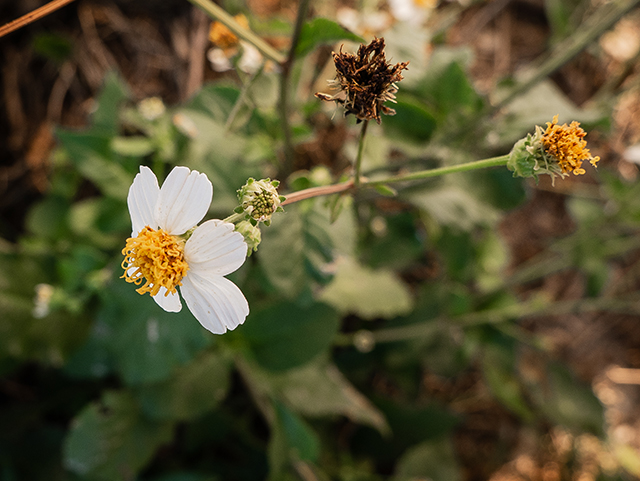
[315,37,409,124]
[508,115,600,183]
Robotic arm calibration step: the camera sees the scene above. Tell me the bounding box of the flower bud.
[235,220,262,256]
[236,178,285,226]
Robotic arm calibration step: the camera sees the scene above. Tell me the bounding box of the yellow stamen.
[121,226,189,297]
[542,114,600,176]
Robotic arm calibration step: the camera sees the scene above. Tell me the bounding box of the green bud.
[237,178,284,223]
[235,220,262,256]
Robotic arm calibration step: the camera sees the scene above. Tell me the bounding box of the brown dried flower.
[315,37,409,124]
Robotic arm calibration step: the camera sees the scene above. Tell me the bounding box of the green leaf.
[319,257,413,320]
[523,359,605,435]
[240,300,340,371]
[268,401,320,478]
[393,438,462,481]
[56,129,132,199]
[258,201,334,297]
[482,340,534,421]
[93,72,130,134]
[295,18,364,58]
[63,391,173,480]
[382,99,437,143]
[65,276,210,384]
[25,196,70,240]
[268,360,389,434]
[406,183,499,231]
[136,351,232,421]
[111,136,155,157]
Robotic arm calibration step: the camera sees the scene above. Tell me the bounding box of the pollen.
[542,115,600,176]
[121,226,189,297]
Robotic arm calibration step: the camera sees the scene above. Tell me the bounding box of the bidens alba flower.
[121,166,249,334]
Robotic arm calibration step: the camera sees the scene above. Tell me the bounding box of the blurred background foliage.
[2,0,640,480]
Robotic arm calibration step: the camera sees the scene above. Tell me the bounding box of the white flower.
[121,166,249,334]
[388,0,437,25]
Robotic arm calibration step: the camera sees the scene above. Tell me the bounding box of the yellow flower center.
[121,226,189,297]
[542,115,600,176]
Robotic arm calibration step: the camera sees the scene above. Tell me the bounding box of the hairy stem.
[353,120,369,187]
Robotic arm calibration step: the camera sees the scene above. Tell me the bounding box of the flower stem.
[281,180,354,206]
[280,154,510,205]
[186,0,286,65]
[353,120,369,187]
[365,154,509,185]
[223,212,246,224]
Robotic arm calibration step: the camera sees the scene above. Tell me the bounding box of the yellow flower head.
[507,115,600,183]
[209,14,250,50]
[541,115,600,176]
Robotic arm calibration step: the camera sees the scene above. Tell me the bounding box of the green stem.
[279,154,510,206]
[353,120,369,187]
[223,212,246,224]
[278,0,311,175]
[335,295,640,347]
[187,0,285,65]
[365,155,509,185]
[224,66,263,132]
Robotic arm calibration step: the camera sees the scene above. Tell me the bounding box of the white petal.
[180,273,249,335]
[152,287,182,312]
[155,166,213,235]
[127,166,160,236]
[184,220,247,277]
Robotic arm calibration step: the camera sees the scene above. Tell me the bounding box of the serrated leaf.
[136,351,231,420]
[63,391,173,480]
[258,201,334,297]
[295,18,364,58]
[271,360,389,434]
[240,300,340,371]
[319,257,413,319]
[406,184,499,231]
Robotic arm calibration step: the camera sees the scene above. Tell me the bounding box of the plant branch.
[366,155,509,185]
[0,0,76,38]
[494,0,640,108]
[335,294,640,346]
[278,0,311,175]
[187,0,285,65]
[280,155,510,206]
[353,120,369,187]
